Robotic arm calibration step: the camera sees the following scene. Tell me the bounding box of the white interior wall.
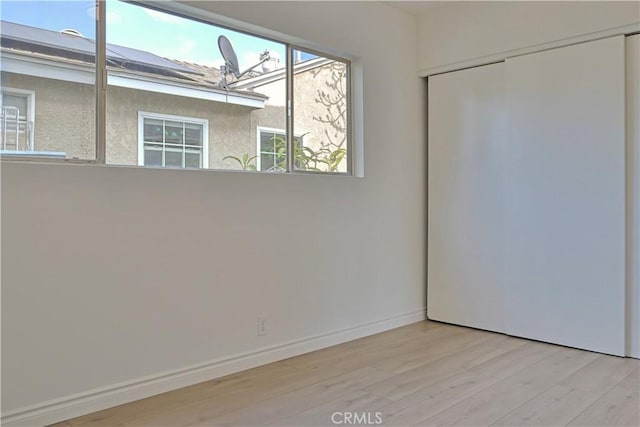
[0,2,424,423]
[417,1,640,74]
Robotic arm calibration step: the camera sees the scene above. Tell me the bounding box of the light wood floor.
[53,321,639,427]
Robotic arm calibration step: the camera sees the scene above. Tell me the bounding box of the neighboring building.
[0,21,347,172]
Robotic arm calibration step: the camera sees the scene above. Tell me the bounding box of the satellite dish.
[218,35,240,77]
[217,35,271,89]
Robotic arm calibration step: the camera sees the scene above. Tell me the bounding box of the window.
[2,1,352,174]
[138,112,208,169]
[256,127,304,172]
[0,0,96,160]
[292,50,349,173]
[0,89,35,152]
[257,127,287,172]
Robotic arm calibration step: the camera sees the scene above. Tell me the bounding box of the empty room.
[1,1,639,426]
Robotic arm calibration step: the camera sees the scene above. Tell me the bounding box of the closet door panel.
[428,63,507,333]
[505,36,626,355]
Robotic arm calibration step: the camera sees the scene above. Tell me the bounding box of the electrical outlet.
[258,316,267,336]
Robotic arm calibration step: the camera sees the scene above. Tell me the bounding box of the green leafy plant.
[222,153,257,171]
[223,137,344,173]
[256,134,345,173]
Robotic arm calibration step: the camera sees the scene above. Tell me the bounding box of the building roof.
[0,20,269,106]
[0,20,335,108]
[1,20,198,76]
[170,60,223,86]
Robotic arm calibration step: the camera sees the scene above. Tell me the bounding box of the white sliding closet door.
[505,36,626,356]
[428,63,507,333]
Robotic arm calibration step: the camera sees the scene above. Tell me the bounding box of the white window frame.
[1,87,36,150]
[256,126,306,172]
[137,111,209,168]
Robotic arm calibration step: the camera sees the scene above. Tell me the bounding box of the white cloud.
[143,9,184,24]
[107,11,122,25]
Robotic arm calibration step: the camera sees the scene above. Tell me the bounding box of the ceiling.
[384,1,458,16]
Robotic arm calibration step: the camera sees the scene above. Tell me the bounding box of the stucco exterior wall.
[294,62,348,172]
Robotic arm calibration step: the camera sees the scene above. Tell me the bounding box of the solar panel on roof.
[106,45,199,74]
[1,20,200,75]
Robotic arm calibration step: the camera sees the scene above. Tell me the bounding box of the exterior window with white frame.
[138,112,209,169]
[256,127,304,172]
[0,88,35,152]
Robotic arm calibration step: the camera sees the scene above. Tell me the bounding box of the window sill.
[0,156,359,177]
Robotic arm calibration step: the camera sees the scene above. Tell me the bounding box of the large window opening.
[0,0,351,174]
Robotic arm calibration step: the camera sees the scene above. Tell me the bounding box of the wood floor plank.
[121,364,347,427]
[280,321,446,370]
[264,391,391,426]
[56,321,640,427]
[364,334,526,401]
[417,347,601,426]
[491,385,602,426]
[567,369,640,427]
[616,367,640,393]
[378,341,559,425]
[187,366,395,426]
[286,323,471,372]
[69,361,312,426]
[559,355,639,392]
[369,327,493,374]
[465,340,559,381]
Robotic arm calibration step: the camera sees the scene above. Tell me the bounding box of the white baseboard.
[1,309,425,427]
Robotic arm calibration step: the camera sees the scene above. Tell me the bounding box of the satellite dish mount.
[218,35,270,89]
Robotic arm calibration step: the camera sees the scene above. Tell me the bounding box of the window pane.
[260,153,275,172]
[144,145,162,166]
[258,129,287,172]
[104,1,286,171]
[2,94,28,118]
[260,132,276,152]
[143,119,164,143]
[293,49,349,173]
[165,150,183,168]
[185,124,203,147]
[185,151,201,168]
[164,121,184,145]
[0,1,96,158]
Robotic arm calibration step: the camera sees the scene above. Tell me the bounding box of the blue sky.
[0,0,287,70]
